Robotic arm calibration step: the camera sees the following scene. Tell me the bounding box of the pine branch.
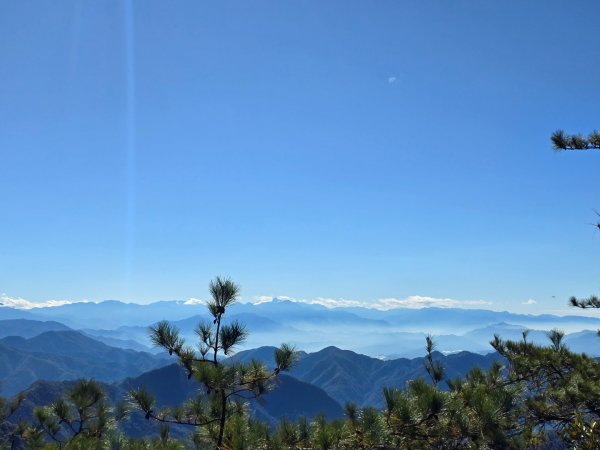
[552,130,600,150]
[570,295,600,309]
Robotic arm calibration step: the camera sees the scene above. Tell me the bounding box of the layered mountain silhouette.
[121,363,344,428]
[0,330,169,396]
[234,345,503,407]
[7,363,344,439]
[4,345,506,438]
[3,299,598,358]
[0,318,71,339]
[1,327,506,424]
[0,300,600,359]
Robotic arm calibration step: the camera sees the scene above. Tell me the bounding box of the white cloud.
[250,295,298,304]
[184,297,206,305]
[309,297,367,309]
[252,295,274,304]
[522,298,537,305]
[251,294,491,311]
[388,76,397,83]
[0,292,493,312]
[0,293,76,310]
[251,296,367,309]
[375,296,492,310]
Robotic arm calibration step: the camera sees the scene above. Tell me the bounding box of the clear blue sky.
[1,1,599,313]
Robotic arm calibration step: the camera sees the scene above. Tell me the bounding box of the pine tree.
[380,337,526,449]
[0,391,25,450]
[31,379,127,448]
[491,330,600,447]
[130,276,298,450]
[551,130,600,312]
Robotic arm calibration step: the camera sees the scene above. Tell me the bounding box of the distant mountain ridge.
[235,345,503,407]
[0,318,71,338]
[4,298,599,329]
[2,300,600,358]
[0,330,169,396]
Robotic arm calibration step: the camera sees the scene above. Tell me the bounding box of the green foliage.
[311,414,344,450]
[342,404,386,449]
[423,335,444,386]
[219,321,248,356]
[275,343,300,373]
[0,390,25,449]
[378,339,528,449]
[492,331,600,436]
[0,391,24,422]
[563,415,600,450]
[30,379,120,447]
[150,321,184,356]
[131,276,299,449]
[551,129,600,150]
[570,294,600,309]
[549,129,600,447]
[268,331,599,449]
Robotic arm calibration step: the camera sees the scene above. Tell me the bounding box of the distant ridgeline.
[1,298,599,358]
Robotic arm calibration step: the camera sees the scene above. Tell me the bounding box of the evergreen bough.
[130,276,298,450]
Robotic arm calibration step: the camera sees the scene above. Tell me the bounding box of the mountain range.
[0,321,502,408]
[234,346,503,408]
[2,299,600,358]
[3,341,500,438]
[2,310,598,442]
[0,329,169,396]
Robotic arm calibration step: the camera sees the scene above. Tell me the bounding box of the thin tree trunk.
[214,315,221,364]
[216,389,227,449]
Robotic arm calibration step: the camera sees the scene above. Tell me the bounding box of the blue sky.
[1,1,599,314]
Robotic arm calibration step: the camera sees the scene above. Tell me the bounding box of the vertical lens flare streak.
[125,0,136,295]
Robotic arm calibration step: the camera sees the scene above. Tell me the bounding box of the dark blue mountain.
[120,363,343,427]
[235,345,504,408]
[0,330,169,396]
